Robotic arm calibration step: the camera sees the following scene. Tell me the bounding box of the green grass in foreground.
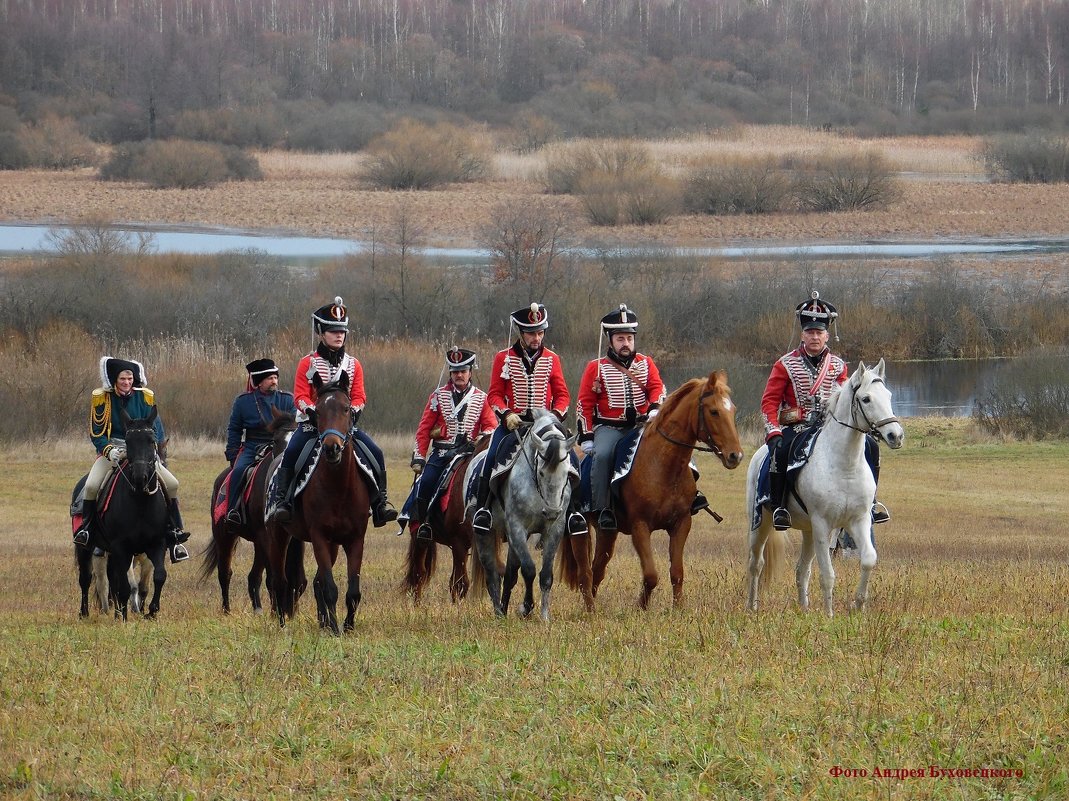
[1,419,1067,800]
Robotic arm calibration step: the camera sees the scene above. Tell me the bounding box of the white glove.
[505,413,522,431]
[647,408,659,419]
[107,447,126,464]
[580,440,594,454]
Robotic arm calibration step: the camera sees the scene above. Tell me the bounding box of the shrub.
[99,139,262,188]
[974,350,1069,439]
[682,156,790,215]
[509,110,560,153]
[542,140,653,195]
[13,115,98,169]
[286,102,388,152]
[172,106,284,148]
[981,133,1069,183]
[576,170,622,225]
[0,130,30,169]
[792,150,900,211]
[621,172,679,224]
[362,119,493,189]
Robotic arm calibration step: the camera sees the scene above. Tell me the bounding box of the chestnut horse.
[559,370,744,610]
[265,372,369,634]
[400,445,483,605]
[200,406,296,614]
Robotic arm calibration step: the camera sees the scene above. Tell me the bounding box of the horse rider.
[761,291,890,531]
[401,347,497,541]
[72,356,191,562]
[268,297,398,527]
[473,302,585,537]
[577,305,670,534]
[223,358,296,526]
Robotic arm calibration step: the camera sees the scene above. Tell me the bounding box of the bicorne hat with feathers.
[99,356,146,390]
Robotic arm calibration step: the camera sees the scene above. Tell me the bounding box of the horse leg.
[107,550,132,622]
[248,539,267,614]
[216,528,238,615]
[501,545,522,617]
[515,539,538,620]
[539,525,564,622]
[265,526,291,627]
[666,518,693,609]
[590,528,619,597]
[796,530,816,611]
[629,523,659,610]
[473,533,504,616]
[747,520,770,612]
[342,537,365,633]
[311,537,340,635]
[450,545,470,603]
[92,551,110,613]
[145,547,167,619]
[810,525,837,617]
[568,531,595,613]
[853,519,878,611]
[77,547,93,618]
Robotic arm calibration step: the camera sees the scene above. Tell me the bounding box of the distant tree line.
[1,0,1068,148]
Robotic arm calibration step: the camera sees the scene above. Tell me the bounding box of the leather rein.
[829,376,899,441]
[655,387,726,457]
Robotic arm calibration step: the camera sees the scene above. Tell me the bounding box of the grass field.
[1,418,1067,799]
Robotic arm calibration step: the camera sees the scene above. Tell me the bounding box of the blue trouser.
[401,450,449,522]
[226,442,268,512]
[478,426,511,483]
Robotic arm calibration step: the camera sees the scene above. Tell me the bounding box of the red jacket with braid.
[761,347,848,441]
[486,343,570,419]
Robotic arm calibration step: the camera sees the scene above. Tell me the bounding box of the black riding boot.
[472,475,492,533]
[866,439,889,524]
[166,499,191,563]
[74,498,96,547]
[269,467,295,523]
[769,469,791,531]
[371,490,398,527]
[690,490,710,516]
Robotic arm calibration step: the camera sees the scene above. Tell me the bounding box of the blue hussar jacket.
[225,390,297,462]
[89,387,165,454]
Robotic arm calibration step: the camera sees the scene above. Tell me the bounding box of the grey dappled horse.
[469,409,576,620]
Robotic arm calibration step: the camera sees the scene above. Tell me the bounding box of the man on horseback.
[473,303,585,537]
[72,357,191,562]
[267,297,398,527]
[223,358,296,526]
[577,305,669,534]
[400,347,497,541]
[761,292,890,531]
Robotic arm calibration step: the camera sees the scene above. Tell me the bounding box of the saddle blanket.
[751,426,821,529]
[264,435,378,520]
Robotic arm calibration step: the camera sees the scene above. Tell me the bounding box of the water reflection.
[886,359,1006,417]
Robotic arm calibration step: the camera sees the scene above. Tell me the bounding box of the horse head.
[698,370,744,469]
[527,409,573,468]
[843,359,905,449]
[311,371,352,464]
[119,406,159,494]
[267,406,297,457]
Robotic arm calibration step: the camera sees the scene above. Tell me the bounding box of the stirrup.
[170,544,190,563]
[871,502,891,525]
[372,500,398,527]
[225,508,243,525]
[596,509,617,534]
[567,512,588,536]
[472,507,492,532]
[772,507,792,531]
[416,523,434,542]
[73,528,90,546]
[690,491,710,516]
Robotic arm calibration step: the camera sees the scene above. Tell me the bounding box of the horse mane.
[657,377,704,419]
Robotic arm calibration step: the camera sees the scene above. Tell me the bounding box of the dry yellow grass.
[2,127,1063,252]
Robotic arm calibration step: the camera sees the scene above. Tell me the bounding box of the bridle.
[119,427,161,495]
[520,416,570,518]
[316,387,352,449]
[656,386,726,457]
[830,375,899,441]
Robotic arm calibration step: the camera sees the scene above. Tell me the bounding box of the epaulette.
[91,388,107,405]
[141,387,155,405]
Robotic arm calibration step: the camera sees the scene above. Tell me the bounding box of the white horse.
[469,409,576,621]
[746,359,904,615]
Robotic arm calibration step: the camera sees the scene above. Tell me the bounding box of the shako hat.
[445,347,477,371]
[312,296,349,334]
[100,356,147,390]
[510,302,549,333]
[796,291,838,331]
[601,304,639,335]
[245,358,279,391]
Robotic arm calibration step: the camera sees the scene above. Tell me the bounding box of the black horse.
[75,408,170,620]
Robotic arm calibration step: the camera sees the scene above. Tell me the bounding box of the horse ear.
[874,358,886,378]
[147,406,158,423]
[707,369,726,388]
[339,371,350,391]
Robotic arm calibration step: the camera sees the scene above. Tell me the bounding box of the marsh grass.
[1,419,1067,799]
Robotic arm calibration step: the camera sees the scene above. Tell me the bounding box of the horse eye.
[861,395,871,403]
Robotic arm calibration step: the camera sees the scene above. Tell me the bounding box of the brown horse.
[265,372,369,634]
[400,446,483,604]
[200,406,296,614]
[559,370,744,610]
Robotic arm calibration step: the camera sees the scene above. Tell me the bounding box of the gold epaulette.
[141,387,155,405]
[91,387,107,405]
[90,389,111,439]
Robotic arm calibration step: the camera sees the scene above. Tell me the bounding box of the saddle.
[752,426,822,529]
[211,442,275,525]
[263,430,379,520]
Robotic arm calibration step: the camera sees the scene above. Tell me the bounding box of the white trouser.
[84,455,179,501]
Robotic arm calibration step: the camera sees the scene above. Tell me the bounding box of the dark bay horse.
[400,441,488,605]
[265,372,369,635]
[559,370,744,610]
[200,406,296,614]
[77,408,170,620]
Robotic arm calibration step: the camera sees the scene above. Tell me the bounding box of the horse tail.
[198,536,221,584]
[557,535,583,590]
[401,533,437,595]
[760,528,788,585]
[282,539,306,617]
